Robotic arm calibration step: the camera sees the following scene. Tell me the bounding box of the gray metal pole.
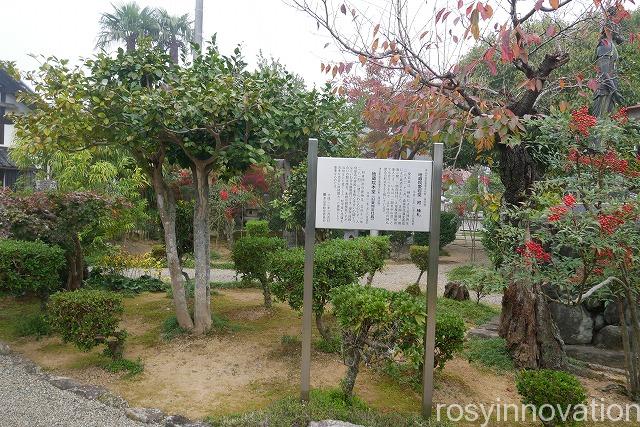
[194,0,203,52]
[301,138,318,401]
[422,142,443,417]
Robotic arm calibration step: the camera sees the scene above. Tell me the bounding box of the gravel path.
[0,351,151,427]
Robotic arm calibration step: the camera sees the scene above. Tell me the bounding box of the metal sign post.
[300,138,443,415]
[422,142,443,417]
[300,138,318,401]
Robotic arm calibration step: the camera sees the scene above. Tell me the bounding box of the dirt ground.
[5,287,632,423]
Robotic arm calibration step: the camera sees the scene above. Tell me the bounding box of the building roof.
[0,68,31,95]
[0,147,17,169]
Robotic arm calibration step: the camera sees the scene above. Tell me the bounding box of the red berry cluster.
[548,205,569,222]
[562,194,577,207]
[611,107,628,124]
[219,190,229,201]
[567,149,634,176]
[516,241,551,263]
[598,213,624,234]
[570,106,597,137]
[224,207,235,220]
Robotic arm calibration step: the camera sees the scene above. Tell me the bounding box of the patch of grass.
[464,338,514,372]
[313,334,341,354]
[380,361,421,392]
[436,298,499,327]
[280,334,300,349]
[161,316,187,341]
[0,297,42,340]
[206,388,446,427]
[13,313,51,338]
[210,313,240,334]
[102,357,144,377]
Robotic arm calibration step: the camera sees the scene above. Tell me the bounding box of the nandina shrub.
[232,235,286,308]
[0,239,65,300]
[331,284,465,397]
[496,108,640,396]
[48,289,126,359]
[516,369,586,426]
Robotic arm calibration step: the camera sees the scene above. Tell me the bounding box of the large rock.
[583,298,605,314]
[565,344,626,369]
[593,325,623,350]
[549,302,593,344]
[0,342,10,355]
[593,314,605,332]
[444,282,469,301]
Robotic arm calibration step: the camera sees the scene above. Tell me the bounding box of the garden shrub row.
[0,239,66,300]
[84,268,167,294]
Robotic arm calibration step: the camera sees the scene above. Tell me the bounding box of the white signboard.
[315,157,432,231]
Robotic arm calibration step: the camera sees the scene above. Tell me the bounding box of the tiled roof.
[0,147,16,169]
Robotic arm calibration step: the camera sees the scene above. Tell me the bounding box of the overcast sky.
[1,0,343,87]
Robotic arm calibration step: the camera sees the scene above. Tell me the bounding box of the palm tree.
[96,2,159,52]
[156,9,193,63]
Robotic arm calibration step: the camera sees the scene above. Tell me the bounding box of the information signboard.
[315,157,432,231]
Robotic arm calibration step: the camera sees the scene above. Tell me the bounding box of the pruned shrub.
[516,369,587,426]
[0,239,65,300]
[244,219,270,237]
[409,245,429,285]
[331,284,465,397]
[414,211,460,248]
[271,239,365,340]
[85,269,167,294]
[48,290,126,359]
[352,236,390,285]
[232,235,286,308]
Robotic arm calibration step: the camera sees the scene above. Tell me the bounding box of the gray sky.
[1,0,340,87]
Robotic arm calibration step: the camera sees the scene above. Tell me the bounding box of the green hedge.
[48,289,126,358]
[232,235,286,307]
[414,211,460,248]
[244,219,270,237]
[516,369,587,425]
[0,239,65,298]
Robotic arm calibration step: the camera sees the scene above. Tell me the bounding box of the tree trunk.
[499,281,566,369]
[415,269,425,286]
[192,162,212,335]
[151,164,193,331]
[315,311,332,341]
[366,271,375,286]
[341,339,362,397]
[617,298,638,396]
[260,277,272,309]
[65,235,83,290]
[169,43,179,64]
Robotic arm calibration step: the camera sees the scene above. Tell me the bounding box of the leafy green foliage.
[207,388,440,427]
[13,313,52,338]
[332,285,465,372]
[414,212,460,248]
[446,264,505,304]
[48,290,126,357]
[244,219,270,237]
[232,235,286,307]
[436,298,500,326]
[271,238,365,319]
[102,357,144,377]
[464,338,514,372]
[516,369,587,425]
[0,239,65,298]
[85,269,167,294]
[409,245,429,284]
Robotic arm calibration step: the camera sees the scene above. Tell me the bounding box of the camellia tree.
[292,0,637,368]
[13,40,362,335]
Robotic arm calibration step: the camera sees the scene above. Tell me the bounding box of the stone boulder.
[549,302,593,344]
[593,325,623,350]
[593,314,605,332]
[444,282,469,301]
[125,408,165,424]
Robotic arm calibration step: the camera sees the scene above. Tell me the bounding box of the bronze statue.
[592,7,625,118]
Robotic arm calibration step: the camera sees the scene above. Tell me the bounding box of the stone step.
[467,316,500,339]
